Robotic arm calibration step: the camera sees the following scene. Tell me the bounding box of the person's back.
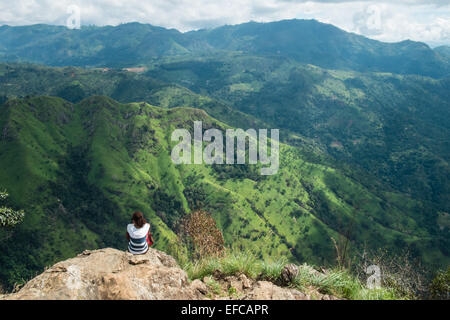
[126,211,152,255]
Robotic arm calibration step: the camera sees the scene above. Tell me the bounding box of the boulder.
[4,248,205,300]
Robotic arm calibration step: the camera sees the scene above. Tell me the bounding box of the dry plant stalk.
[179,209,225,259]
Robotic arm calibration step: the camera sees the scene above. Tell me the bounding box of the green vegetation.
[149,55,450,214]
[0,20,448,77]
[0,190,24,227]
[2,61,448,215]
[182,249,405,300]
[0,95,447,291]
[0,20,448,297]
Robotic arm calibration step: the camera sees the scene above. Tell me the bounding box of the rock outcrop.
[1,248,335,300]
[3,248,203,300]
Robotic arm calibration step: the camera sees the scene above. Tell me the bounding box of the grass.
[293,265,403,300]
[204,277,222,296]
[259,257,288,282]
[182,250,407,300]
[183,250,260,280]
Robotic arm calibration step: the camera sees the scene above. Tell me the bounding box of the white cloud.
[0,0,448,46]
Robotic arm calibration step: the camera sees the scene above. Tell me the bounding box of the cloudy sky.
[0,0,448,46]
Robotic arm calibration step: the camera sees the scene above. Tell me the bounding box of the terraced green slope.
[0,96,447,289]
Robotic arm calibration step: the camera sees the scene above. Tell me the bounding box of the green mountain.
[0,23,185,67]
[5,57,449,209]
[3,61,449,213]
[435,46,450,63]
[0,95,447,289]
[0,20,448,77]
[0,18,449,292]
[185,20,449,78]
[147,56,450,213]
[0,63,270,132]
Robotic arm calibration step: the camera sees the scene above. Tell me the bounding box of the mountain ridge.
[0,19,448,77]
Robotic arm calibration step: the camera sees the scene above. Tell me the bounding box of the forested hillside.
[0,20,448,77]
[0,95,447,289]
[0,19,449,292]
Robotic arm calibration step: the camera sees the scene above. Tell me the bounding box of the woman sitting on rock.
[126,211,153,254]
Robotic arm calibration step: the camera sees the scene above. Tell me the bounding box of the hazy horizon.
[0,0,448,47]
[0,18,448,49]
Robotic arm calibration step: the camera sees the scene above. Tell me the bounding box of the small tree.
[0,190,24,227]
[178,209,224,260]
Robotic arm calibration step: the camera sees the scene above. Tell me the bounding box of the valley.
[0,19,448,293]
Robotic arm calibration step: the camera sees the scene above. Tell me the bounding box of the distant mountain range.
[0,19,449,77]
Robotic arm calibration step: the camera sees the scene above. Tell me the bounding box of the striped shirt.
[127,223,150,255]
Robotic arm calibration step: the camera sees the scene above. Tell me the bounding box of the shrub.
[178,209,225,260]
[260,257,288,282]
[0,190,24,228]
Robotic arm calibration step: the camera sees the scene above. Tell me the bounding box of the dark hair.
[132,211,146,228]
